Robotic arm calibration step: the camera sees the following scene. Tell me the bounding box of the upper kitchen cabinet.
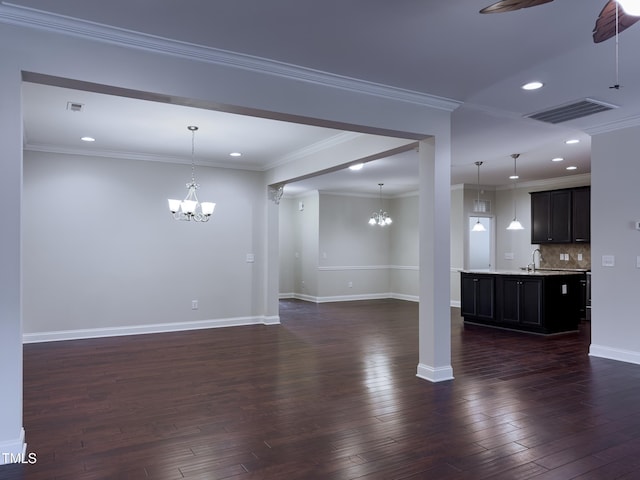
[531,189,572,243]
[530,187,590,244]
[572,186,590,243]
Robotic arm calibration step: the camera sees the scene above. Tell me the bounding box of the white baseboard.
[0,428,26,466]
[283,292,460,306]
[589,344,640,366]
[285,292,420,303]
[416,363,454,383]
[23,315,276,344]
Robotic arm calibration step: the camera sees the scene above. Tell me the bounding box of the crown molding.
[23,144,262,171]
[0,3,461,112]
[266,132,363,170]
[584,114,640,136]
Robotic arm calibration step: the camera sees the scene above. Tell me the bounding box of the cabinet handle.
[575,238,586,242]
[473,278,478,282]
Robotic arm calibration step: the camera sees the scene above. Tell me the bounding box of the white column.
[0,64,26,463]
[416,135,454,382]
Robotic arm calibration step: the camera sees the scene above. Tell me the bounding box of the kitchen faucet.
[530,248,543,271]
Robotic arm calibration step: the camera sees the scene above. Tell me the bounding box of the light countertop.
[461,269,587,276]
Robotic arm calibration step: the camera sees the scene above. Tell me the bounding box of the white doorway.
[468,216,493,271]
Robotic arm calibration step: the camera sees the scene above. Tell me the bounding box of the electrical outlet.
[191,300,199,310]
[348,281,353,288]
[504,252,514,260]
[578,253,583,261]
[602,255,615,267]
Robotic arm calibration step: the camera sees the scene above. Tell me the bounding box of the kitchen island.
[461,269,584,334]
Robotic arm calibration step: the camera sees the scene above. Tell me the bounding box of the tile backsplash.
[538,244,591,270]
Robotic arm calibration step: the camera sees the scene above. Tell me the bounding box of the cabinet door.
[461,275,495,319]
[500,278,520,324]
[476,277,495,319]
[572,187,590,243]
[550,190,572,243]
[461,275,477,317]
[531,192,551,243]
[520,279,542,326]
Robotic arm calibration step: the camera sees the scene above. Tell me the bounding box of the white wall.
[23,151,266,337]
[389,194,419,300]
[590,126,640,364]
[280,192,420,302]
[278,198,296,296]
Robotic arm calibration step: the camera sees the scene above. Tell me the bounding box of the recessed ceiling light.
[229,152,242,157]
[81,136,95,142]
[552,157,564,162]
[509,174,519,180]
[565,139,580,144]
[349,163,364,171]
[566,166,577,170]
[521,81,544,91]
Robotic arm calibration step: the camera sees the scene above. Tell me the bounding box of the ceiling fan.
[480,0,640,43]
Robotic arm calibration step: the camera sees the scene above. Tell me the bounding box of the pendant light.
[506,153,524,231]
[471,161,486,232]
[368,183,392,226]
[168,126,216,222]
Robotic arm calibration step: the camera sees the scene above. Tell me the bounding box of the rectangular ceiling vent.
[526,98,618,124]
[66,101,84,112]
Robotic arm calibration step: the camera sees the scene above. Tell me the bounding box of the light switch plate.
[602,255,615,267]
[504,252,514,260]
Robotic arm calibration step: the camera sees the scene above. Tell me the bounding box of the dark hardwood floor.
[6,299,640,479]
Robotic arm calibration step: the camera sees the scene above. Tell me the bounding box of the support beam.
[416,136,454,382]
[0,63,26,465]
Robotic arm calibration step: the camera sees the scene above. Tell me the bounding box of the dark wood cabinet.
[530,189,572,243]
[461,273,495,320]
[572,186,590,243]
[500,277,542,326]
[461,272,581,334]
[530,187,590,244]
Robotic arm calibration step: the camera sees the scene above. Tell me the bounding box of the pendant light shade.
[616,0,640,16]
[472,161,486,232]
[506,153,524,231]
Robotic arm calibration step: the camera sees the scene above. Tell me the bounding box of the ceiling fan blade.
[480,0,554,14]
[593,0,640,43]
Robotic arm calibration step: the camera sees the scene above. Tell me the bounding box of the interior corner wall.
[450,186,464,305]
[389,194,419,300]
[279,192,420,302]
[290,191,319,299]
[590,125,640,364]
[318,193,391,299]
[22,150,266,337]
[278,197,296,296]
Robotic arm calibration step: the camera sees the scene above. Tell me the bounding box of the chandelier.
[168,126,216,222]
[369,183,392,226]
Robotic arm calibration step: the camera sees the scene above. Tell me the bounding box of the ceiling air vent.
[526,98,618,124]
[66,101,84,112]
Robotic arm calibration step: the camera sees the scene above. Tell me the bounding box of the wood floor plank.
[7,299,640,479]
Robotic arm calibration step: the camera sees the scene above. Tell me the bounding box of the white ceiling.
[13,0,640,195]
